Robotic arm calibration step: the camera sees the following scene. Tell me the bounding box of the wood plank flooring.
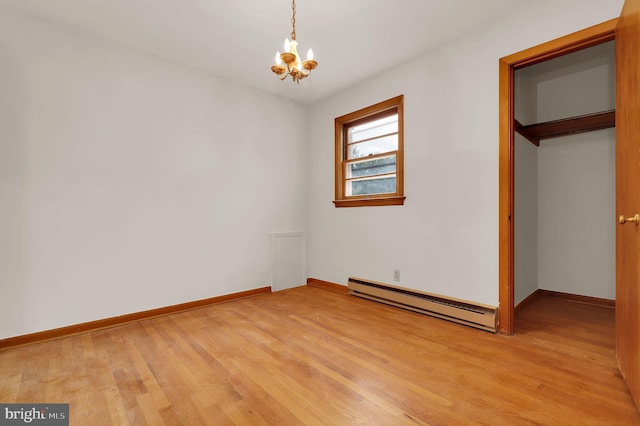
[1,286,638,425]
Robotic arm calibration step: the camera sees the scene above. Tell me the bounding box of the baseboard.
[0,286,271,350]
[515,289,541,315]
[538,289,615,309]
[307,278,349,294]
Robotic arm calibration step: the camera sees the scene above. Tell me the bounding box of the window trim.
[334,95,405,208]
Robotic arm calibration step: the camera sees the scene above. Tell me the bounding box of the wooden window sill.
[333,196,406,208]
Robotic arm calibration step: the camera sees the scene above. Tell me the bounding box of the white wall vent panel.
[270,232,306,292]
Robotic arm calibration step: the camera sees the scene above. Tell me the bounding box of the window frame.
[334,95,405,207]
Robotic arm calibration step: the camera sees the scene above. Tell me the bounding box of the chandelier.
[271,0,317,83]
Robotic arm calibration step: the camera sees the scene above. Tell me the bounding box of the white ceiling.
[0,0,551,104]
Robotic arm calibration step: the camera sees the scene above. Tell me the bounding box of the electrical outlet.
[393,269,400,282]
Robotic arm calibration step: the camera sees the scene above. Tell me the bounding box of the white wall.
[531,41,616,122]
[538,130,616,299]
[514,68,539,306]
[514,134,539,305]
[307,0,623,306]
[514,41,616,301]
[0,7,308,339]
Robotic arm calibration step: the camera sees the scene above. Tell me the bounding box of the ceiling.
[0,0,551,104]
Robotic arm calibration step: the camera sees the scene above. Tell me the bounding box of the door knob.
[618,214,640,225]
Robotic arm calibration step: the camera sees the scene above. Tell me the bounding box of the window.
[334,95,405,207]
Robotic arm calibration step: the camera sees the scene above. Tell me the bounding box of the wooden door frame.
[498,19,618,334]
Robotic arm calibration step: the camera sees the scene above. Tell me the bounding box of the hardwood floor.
[1,286,638,425]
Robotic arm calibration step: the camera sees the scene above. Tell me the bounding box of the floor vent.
[348,277,497,333]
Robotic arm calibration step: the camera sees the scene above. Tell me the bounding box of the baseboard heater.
[348,277,497,333]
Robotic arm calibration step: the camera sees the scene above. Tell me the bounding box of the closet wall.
[514,41,616,304]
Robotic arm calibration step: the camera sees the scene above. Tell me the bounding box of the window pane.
[347,155,396,178]
[348,135,397,159]
[348,176,396,196]
[348,114,398,143]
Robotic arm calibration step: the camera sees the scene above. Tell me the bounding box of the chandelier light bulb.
[284,38,290,53]
[275,51,281,65]
[307,48,313,61]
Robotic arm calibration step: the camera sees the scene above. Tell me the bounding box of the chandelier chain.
[290,0,297,40]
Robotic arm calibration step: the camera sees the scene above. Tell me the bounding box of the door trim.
[498,19,618,334]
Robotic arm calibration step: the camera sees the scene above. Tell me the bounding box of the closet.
[513,41,616,307]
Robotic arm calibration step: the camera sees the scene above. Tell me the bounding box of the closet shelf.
[515,109,615,146]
